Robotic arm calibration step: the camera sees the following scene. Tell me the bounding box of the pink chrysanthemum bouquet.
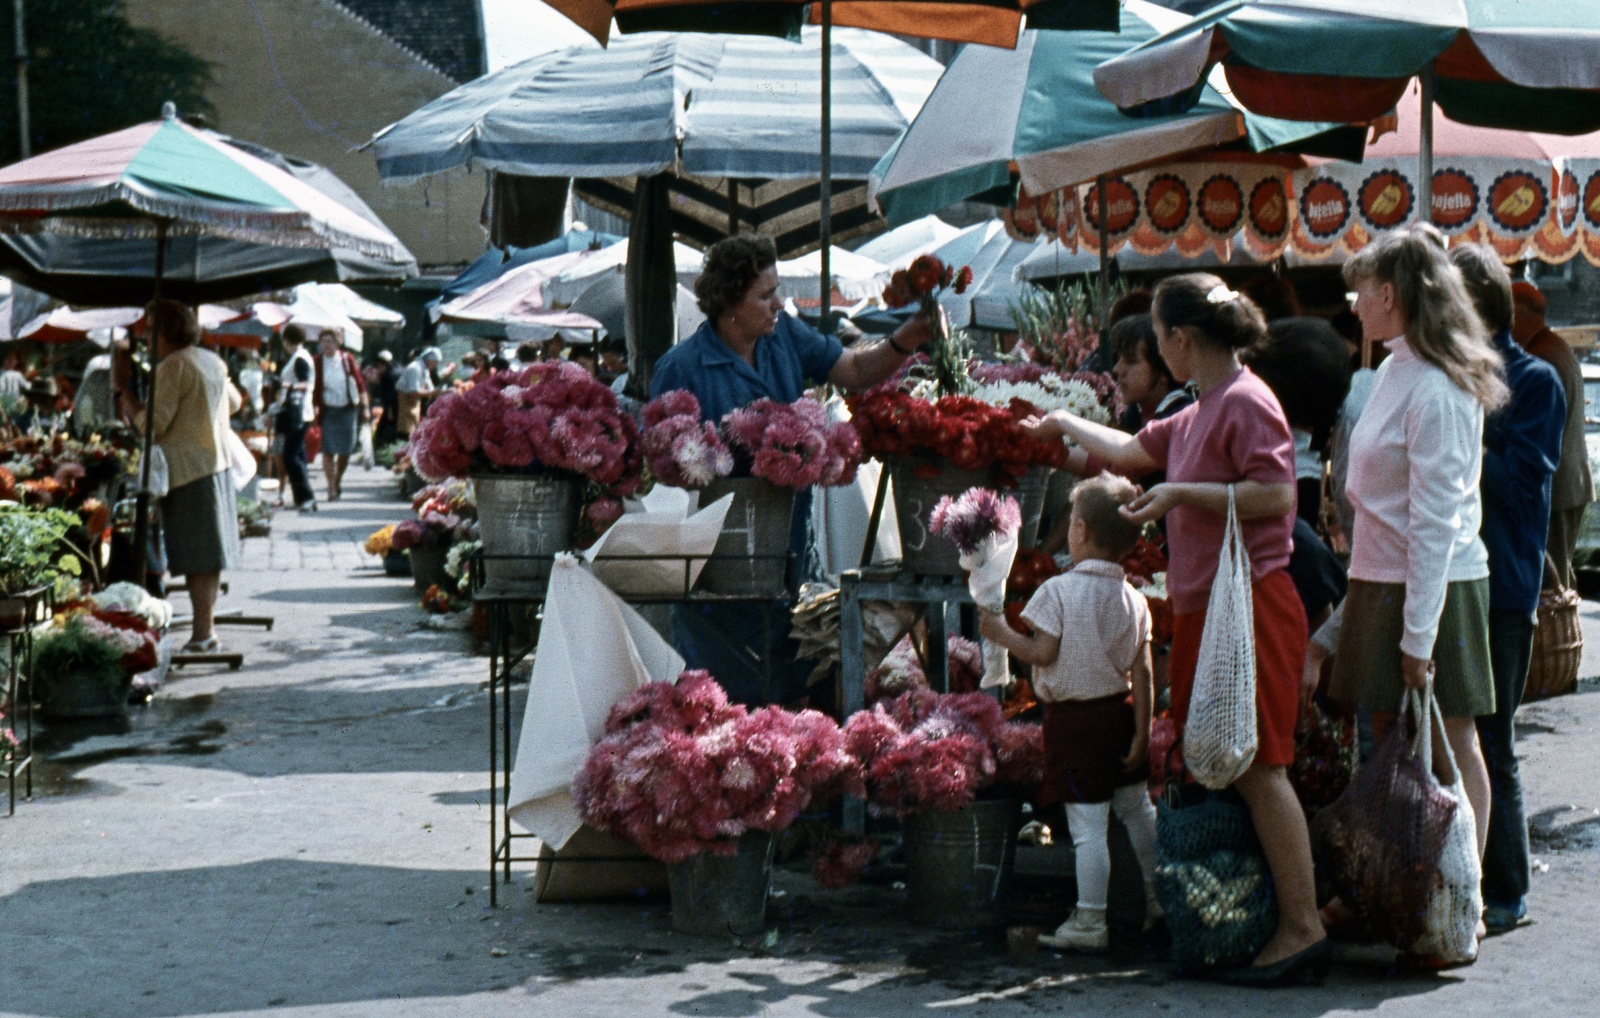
[930,487,1022,689]
[409,361,641,489]
[572,670,859,863]
[841,688,1042,816]
[639,391,735,489]
[642,391,862,492]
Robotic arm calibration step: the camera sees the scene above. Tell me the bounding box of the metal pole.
[133,221,169,586]
[727,178,739,237]
[12,0,30,158]
[1419,67,1435,224]
[819,1,833,334]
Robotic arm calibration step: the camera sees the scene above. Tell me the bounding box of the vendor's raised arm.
[826,312,934,391]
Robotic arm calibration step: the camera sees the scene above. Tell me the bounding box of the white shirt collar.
[1071,559,1126,580]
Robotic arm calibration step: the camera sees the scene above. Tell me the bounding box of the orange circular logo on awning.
[1084,178,1139,234]
[1198,175,1243,233]
[1300,177,1351,239]
[1584,172,1600,230]
[1430,169,1479,230]
[1146,174,1191,234]
[1249,178,1288,239]
[1487,171,1548,232]
[1358,170,1414,229]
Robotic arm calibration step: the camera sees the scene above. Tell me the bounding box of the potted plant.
[842,688,1043,927]
[574,670,857,935]
[641,391,860,595]
[0,504,88,631]
[364,524,410,577]
[31,602,161,718]
[409,361,640,593]
[395,480,477,595]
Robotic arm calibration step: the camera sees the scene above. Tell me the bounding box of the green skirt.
[1329,578,1495,718]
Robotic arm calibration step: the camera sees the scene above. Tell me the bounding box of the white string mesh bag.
[1183,485,1258,790]
[1410,681,1483,963]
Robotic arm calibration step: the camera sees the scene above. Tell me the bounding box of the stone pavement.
[2,464,1598,1018]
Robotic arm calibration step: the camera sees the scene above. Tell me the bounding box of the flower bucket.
[1015,465,1052,550]
[409,545,452,595]
[666,830,774,936]
[696,478,795,597]
[35,666,132,720]
[889,458,996,576]
[382,550,412,578]
[473,475,577,596]
[903,797,1023,928]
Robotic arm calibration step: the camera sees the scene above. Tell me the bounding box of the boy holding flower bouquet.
[979,474,1160,951]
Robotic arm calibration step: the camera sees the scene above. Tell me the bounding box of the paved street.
[2,466,1598,1018]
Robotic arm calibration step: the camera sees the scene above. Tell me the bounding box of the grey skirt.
[1329,578,1495,718]
[320,404,359,457]
[162,470,240,576]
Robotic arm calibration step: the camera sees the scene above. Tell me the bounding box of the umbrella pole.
[134,220,169,588]
[819,1,833,334]
[1097,176,1110,334]
[1419,66,1435,225]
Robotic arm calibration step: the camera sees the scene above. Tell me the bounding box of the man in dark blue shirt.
[1452,246,1565,936]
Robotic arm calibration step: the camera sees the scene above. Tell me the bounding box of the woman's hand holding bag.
[1183,485,1259,790]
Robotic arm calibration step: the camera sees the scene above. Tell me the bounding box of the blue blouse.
[649,313,843,420]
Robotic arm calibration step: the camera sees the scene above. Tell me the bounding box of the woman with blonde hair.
[1307,224,1505,959]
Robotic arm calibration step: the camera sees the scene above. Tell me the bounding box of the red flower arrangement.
[881,254,972,310]
[848,387,1067,486]
[408,361,640,490]
[841,688,1043,815]
[573,670,858,863]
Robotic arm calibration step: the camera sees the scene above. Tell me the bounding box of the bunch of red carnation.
[882,255,973,309]
[573,670,858,863]
[1119,535,1168,585]
[842,688,1042,815]
[847,389,1067,485]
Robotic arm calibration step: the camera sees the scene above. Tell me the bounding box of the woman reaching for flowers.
[1022,273,1326,986]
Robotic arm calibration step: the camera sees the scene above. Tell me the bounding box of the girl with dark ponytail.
[1024,272,1327,985]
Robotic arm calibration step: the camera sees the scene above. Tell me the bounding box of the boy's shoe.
[1039,908,1108,952]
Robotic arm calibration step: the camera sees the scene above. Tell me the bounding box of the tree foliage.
[0,0,213,163]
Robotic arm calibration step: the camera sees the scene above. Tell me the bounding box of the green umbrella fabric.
[1094,0,1600,136]
[870,0,1354,226]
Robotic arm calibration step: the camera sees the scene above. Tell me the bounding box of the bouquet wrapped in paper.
[930,487,1021,688]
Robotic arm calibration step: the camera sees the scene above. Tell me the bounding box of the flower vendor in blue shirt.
[651,235,930,704]
[1451,245,1565,936]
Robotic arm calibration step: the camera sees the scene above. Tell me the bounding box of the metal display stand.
[475,549,793,906]
[2,587,52,817]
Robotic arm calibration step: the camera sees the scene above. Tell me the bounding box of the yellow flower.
[364,524,396,557]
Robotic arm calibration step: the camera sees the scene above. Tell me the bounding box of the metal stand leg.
[488,602,502,907]
[839,572,865,834]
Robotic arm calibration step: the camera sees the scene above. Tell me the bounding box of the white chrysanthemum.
[1139,572,1168,600]
[969,377,1112,426]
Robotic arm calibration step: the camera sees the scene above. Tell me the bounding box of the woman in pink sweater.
[1026,273,1325,986]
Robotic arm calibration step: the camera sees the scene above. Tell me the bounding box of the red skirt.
[1039,693,1144,806]
[1168,569,1305,769]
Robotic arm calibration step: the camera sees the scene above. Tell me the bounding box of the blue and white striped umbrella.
[369,28,942,184]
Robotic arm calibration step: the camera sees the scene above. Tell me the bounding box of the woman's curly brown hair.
[695,235,779,321]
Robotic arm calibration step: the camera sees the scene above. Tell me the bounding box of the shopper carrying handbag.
[312,329,369,502]
[1024,273,1326,986]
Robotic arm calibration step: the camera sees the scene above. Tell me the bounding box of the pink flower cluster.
[929,487,1021,557]
[721,397,861,490]
[842,689,1043,815]
[391,510,463,551]
[409,361,641,488]
[812,837,880,890]
[639,391,733,490]
[573,671,858,863]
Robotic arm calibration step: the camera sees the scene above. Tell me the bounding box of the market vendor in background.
[650,234,932,705]
[394,346,441,438]
[117,301,242,654]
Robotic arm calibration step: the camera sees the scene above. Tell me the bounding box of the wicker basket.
[1525,558,1583,702]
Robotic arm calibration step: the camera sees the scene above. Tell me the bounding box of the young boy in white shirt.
[980,473,1161,951]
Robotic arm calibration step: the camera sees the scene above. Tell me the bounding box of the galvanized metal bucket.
[903,797,1023,928]
[889,458,994,576]
[408,545,452,595]
[472,474,577,595]
[696,478,795,596]
[1015,465,1052,549]
[35,666,132,720]
[666,830,774,936]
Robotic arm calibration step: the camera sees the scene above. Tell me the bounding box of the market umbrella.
[0,105,414,581]
[1093,0,1600,216]
[16,306,145,343]
[437,248,608,341]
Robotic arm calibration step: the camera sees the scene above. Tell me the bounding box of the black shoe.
[1217,938,1331,988]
